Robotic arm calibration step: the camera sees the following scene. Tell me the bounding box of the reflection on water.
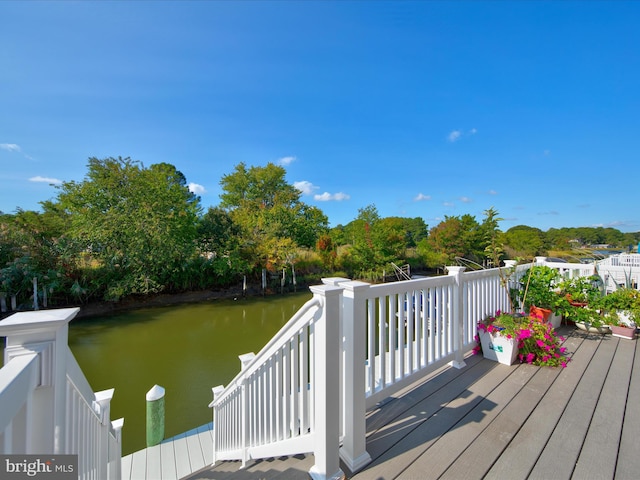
[67,291,312,455]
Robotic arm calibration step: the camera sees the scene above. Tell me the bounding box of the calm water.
[66,291,312,455]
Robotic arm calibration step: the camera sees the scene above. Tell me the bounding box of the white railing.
[534,255,640,292]
[599,253,640,267]
[0,308,123,480]
[210,284,344,480]
[210,266,512,478]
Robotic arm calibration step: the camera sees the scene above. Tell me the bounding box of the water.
[66,291,312,455]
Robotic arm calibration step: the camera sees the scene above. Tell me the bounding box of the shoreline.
[1,283,307,321]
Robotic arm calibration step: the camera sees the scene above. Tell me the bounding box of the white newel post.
[321,277,351,444]
[0,307,79,454]
[446,267,467,369]
[237,352,254,468]
[339,280,372,473]
[110,418,124,480]
[209,385,225,465]
[308,284,345,480]
[94,388,115,479]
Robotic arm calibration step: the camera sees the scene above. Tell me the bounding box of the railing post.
[0,307,79,454]
[321,277,351,444]
[110,418,124,480]
[446,267,467,369]
[238,352,254,468]
[95,388,115,480]
[209,385,225,465]
[308,284,345,480]
[339,280,372,473]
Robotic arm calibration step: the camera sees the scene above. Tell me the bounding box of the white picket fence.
[0,308,123,480]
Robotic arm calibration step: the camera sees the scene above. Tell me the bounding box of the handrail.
[0,308,122,480]
[0,353,39,434]
[212,296,321,404]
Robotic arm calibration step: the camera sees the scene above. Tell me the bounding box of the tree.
[197,207,241,257]
[427,214,482,264]
[503,225,546,258]
[56,157,201,299]
[218,162,328,269]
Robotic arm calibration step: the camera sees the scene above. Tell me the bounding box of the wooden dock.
[125,326,640,479]
[122,422,214,480]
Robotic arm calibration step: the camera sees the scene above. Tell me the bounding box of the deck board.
[529,332,615,480]
[431,364,558,480]
[160,438,178,480]
[145,444,162,480]
[573,335,635,479]
[131,326,639,480]
[485,332,592,479]
[616,335,640,479]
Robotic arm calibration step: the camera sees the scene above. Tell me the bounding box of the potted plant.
[517,318,570,367]
[519,265,563,327]
[477,311,523,365]
[598,288,640,339]
[475,310,571,368]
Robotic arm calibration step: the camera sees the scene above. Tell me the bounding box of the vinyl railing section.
[533,255,640,292]
[210,284,344,480]
[210,267,513,479]
[0,308,123,480]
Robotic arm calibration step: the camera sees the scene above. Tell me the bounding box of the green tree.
[427,214,481,264]
[503,225,546,258]
[219,162,328,269]
[56,157,201,299]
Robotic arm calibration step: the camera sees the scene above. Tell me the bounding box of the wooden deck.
[127,326,640,479]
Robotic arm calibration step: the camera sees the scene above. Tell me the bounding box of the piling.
[146,384,165,447]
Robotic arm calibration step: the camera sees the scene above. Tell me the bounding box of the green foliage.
[503,225,546,258]
[56,157,201,299]
[597,288,640,323]
[519,265,562,311]
[427,214,484,264]
[219,162,328,269]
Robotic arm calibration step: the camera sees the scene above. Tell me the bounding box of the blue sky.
[1,1,638,232]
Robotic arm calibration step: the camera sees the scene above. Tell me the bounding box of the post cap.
[146,384,165,401]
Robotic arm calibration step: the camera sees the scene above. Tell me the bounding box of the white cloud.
[460,196,472,203]
[469,128,477,135]
[278,156,296,166]
[314,192,350,201]
[294,180,318,195]
[29,176,62,184]
[414,193,431,201]
[188,183,206,194]
[443,202,455,207]
[447,130,462,142]
[488,189,498,195]
[1,143,21,152]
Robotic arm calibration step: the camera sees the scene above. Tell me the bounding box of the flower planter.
[478,330,519,365]
[529,305,552,322]
[610,325,637,339]
[548,312,562,329]
[575,322,611,334]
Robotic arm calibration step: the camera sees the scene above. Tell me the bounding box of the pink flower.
[518,329,532,340]
[536,339,546,348]
[526,353,535,363]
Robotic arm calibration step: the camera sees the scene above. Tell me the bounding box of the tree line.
[1,156,639,310]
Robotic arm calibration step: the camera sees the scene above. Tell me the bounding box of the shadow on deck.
[130,326,640,479]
